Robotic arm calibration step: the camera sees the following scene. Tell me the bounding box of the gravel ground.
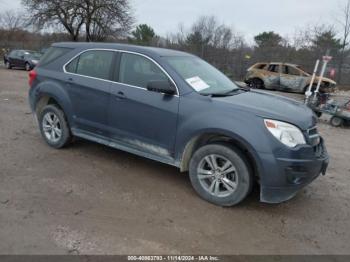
[0,67,350,255]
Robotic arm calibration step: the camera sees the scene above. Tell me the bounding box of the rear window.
[9,50,17,56]
[39,47,72,66]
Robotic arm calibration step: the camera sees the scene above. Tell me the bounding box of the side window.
[282,65,288,74]
[268,64,279,73]
[72,50,114,80]
[118,53,168,88]
[287,66,301,76]
[282,66,301,76]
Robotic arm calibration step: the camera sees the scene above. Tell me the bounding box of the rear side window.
[66,50,114,80]
[255,63,267,70]
[65,57,79,73]
[39,47,72,66]
[118,52,168,88]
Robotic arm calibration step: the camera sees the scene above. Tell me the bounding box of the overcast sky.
[0,0,346,41]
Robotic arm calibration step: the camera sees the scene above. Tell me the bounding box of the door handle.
[114,91,126,99]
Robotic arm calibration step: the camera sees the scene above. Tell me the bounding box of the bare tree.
[79,0,133,41]
[22,0,84,41]
[0,10,27,31]
[22,0,133,41]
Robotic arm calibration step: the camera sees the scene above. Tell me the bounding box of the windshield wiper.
[205,88,242,97]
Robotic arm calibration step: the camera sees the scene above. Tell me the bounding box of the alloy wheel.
[197,154,238,198]
[42,112,62,143]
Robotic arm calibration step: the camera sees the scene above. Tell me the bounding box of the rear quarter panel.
[29,68,74,126]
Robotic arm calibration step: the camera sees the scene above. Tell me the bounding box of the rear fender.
[31,80,74,126]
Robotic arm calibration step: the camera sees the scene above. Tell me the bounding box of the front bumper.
[259,139,329,204]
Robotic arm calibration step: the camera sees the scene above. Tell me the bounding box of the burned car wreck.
[245,62,337,93]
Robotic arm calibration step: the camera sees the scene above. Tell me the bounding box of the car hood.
[214,90,316,130]
[315,76,337,85]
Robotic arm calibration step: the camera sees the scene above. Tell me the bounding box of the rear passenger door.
[64,50,115,135]
[108,52,179,158]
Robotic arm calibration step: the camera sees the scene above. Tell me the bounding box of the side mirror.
[147,80,176,95]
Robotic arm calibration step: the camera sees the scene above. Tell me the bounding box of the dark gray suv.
[28,42,329,206]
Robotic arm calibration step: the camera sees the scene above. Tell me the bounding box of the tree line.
[1,0,350,86]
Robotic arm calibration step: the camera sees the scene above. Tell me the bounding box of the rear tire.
[38,104,71,148]
[189,143,253,206]
[249,78,264,89]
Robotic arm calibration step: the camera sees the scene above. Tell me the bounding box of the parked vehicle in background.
[4,50,42,71]
[28,43,329,206]
[245,62,337,94]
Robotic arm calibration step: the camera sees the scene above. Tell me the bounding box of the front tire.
[189,143,253,206]
[38,104,71,148]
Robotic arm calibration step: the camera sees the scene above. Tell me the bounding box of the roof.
[270,62,299,67]
[253,62,300,67]
[52,42,191,57]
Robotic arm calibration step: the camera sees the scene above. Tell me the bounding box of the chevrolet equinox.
[28,43,329,206]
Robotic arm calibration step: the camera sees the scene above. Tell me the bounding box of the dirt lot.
[0,67,350,255]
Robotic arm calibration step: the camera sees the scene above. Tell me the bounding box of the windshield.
[164,56,239,95]
[24,51,42,60]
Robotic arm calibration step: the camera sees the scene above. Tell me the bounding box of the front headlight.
[264,119,306,148]
[31,59,39,64]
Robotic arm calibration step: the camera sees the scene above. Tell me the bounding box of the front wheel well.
[179,133,259,180]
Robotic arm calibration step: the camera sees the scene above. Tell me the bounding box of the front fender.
[174,106,274,177]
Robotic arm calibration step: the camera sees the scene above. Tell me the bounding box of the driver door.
[108,52,180,158]
[280,65,304,91]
